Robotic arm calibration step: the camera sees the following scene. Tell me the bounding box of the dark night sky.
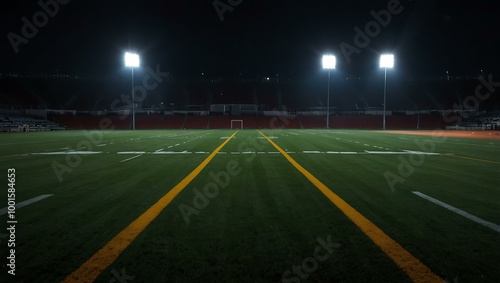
[2,0,499,79]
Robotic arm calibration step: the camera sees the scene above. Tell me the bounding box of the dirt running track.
[385,130,500,141]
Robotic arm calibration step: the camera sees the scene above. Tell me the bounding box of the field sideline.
[0,129,499,282]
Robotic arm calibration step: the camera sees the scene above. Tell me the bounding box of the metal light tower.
[380,54,394,130]
[125,52,140,130]
[322,55,336,129]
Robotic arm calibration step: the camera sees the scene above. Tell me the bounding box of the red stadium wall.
[300,116,326,128]
[328,115,443,130]
[50,114,445,130]
[184,116,209,129]
[159,116,185,129]
[209,116,231,129]
[135,115,163,129]
[49,114,81,129]
[329,115,382,129]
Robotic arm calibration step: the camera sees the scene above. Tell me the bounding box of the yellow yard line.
[63,131,238,283]
[444,153,500,164]
[258,130,442,283]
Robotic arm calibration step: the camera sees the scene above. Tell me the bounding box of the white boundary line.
[412,191,500,233]
[0,194,54,215]
[120,154,142,163]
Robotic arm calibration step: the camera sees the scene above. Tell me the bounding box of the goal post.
[230,120,243,129]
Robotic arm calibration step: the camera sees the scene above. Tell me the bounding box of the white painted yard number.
[213,0,243,22]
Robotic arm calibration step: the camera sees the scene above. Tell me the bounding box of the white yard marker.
[403,150,440,156]
[32,151,102,155]
[365,151,408,155]
[153,151,191,154]
[412,191,500,233]
[120,154,142,163]
[303,151,321,154]
[0,194,53,215]
[117,151,146,154]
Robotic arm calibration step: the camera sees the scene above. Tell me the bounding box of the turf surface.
[0,129,498,282]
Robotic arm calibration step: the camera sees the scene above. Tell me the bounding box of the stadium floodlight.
[322,55,336,129]
[380,54,394,130]
[322,55,336,70]
[380,54,394,68]
[124,52,140,130]
[125,52,140,67]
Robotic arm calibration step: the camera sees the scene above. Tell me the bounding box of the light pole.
[379,54,394,130]
[125,52,140,130]
[322,55,336,129]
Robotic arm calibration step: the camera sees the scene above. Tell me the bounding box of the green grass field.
[0,129,499,282]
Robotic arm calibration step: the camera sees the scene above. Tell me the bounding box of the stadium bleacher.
[1,109,64,132]
[456,111,500,130]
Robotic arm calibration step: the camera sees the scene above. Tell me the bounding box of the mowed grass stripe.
[62,131,238,283]
[257,130,443,283]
